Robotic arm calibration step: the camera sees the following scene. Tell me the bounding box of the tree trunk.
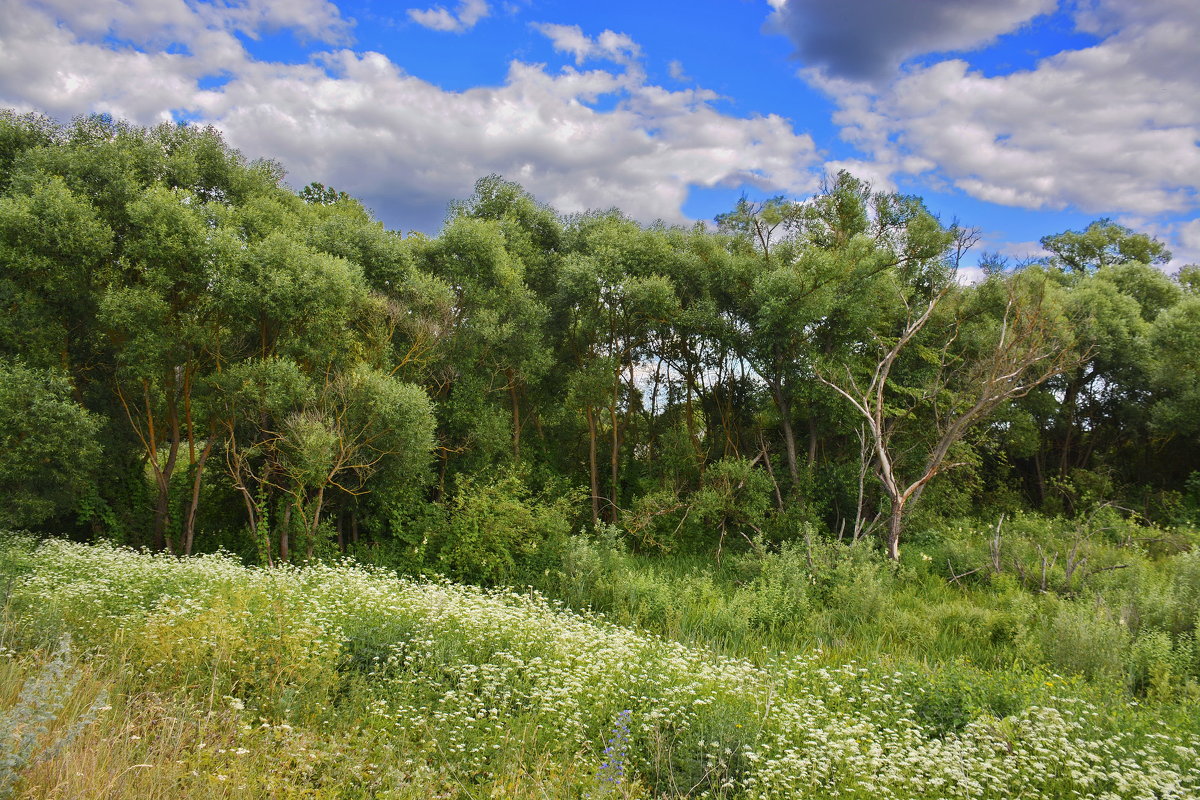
[886,499,905,561]
[586,405,600,526]
[305,486,326,562]
[152,476,171,552]
[682,361,703,460]
[1033,451,1046,506]
[508,369,521,462]
[760,436,785,513]
[182,434,214,556]
[154,375,184,553]
[648,356,663,464]
[280,503,291,564]
[609,403,621,524]
[770,381,800,486]
[1058,374,1080,478]
[237,484,258,540]
[609,362,624,522]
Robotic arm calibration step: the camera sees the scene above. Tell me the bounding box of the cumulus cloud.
[0,0,355,125]
[19,0,352,46]
[203,53,817,228]
[801,0,1200,222]
[532,23,641,67]
[1178,219,1200,258]
[0,0,221,124]
[1118,216,1200,269]
[407,0,489,33]
[0,0,820,231]
[767,0,1055,83]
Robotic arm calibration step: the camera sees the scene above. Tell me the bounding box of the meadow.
[0,523,1197,799]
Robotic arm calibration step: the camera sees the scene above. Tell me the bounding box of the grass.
[0,532,1196,798]
[537,519,1200,695]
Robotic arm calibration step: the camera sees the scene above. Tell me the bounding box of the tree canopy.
[1,109,1196,562]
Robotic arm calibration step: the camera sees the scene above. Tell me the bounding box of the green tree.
[1149,295,1200,439]
[413,215,551,488]
[715,173,953,497]
[0,176,112,380]
[276,366,435,561]
[558,214,680,522]
[1040,218,1171,274]
[0,362,101,528]
[98,185,240,551]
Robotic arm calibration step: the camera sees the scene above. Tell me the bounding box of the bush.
[1127,629,1180,699]
[740,541,813,632]
[0,361,100,529]
[0,638,107,798]
[904,658,1037,736]
[1033,599,1130,681]
[430,474,582,585]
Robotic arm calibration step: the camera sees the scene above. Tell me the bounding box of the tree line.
[2,110,1197,569]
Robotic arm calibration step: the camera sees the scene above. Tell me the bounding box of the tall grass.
[538,518,1200,704]
[0,534,1196,798]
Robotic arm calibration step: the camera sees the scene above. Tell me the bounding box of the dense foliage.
[2,109,1198,567]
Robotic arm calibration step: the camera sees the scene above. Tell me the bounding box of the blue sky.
[1,0,1197,271]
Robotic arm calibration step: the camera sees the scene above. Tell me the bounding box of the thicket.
[2,108,1198,572]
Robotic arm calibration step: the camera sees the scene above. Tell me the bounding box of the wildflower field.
[0,535,1197,799]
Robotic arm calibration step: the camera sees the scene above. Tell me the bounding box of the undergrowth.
[0,532,1195,798]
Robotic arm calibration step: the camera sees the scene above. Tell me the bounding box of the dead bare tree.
[819,271,1084,560]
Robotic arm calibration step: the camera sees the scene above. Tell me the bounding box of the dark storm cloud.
[767,0,1056,82]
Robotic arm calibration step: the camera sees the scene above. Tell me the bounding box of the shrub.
[0,638,107,799]
[904,658,1037,736]
[430,473,581,585]
[0,361,101,529]
[741,542,813,632]
[1034,599,1130,681]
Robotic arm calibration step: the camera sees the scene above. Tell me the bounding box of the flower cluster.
[594,708,631,796]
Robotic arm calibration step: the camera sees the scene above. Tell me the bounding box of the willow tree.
[0,361,100,528]
[413,215,550,486]
[275,366,435,561]
[559,214,680,523]
[99,184,239,551]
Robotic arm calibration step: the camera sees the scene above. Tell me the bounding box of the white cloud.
[0,0,356,126]
[804,0,1200,220]
[532,23,641,68]
[0,2,821,230]
[996,240,1050,262]
[407,0,489,33]
[0,0,218,124]
[201,53,817,227]
[21,0,352,46]
[1115,215,1200,269]
[1177,219,1200,259]
[955,265,988,285]
[667,59,688,81]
